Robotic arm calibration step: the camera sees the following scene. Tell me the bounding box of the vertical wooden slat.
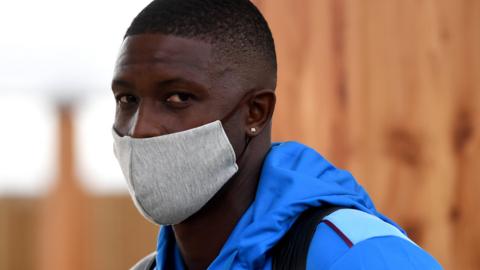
[453,0,480,269]
[36,105,91,270]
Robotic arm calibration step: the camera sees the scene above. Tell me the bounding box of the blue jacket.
[155,142,442,269]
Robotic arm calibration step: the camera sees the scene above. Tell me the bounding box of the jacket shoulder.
[307,209,443,270]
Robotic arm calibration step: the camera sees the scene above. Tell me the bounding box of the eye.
[165,93,193,104]
[116,94,138,105]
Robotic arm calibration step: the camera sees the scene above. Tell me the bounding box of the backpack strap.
[271,206,344,270]
[130,251,157,270]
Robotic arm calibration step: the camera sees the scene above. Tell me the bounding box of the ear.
[245,89,276,136]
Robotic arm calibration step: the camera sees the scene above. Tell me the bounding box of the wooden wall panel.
[87,196,158,270]
[255,0,480,269]
[0,198,39,270]
[0,196,157,270]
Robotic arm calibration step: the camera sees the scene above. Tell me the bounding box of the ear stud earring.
[250,127,257,133]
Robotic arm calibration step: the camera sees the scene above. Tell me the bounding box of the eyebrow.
[111,77,210,95]
[111,79,133,90]
[158,78,207,90]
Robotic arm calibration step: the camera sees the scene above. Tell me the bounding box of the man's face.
[112,34,246,153]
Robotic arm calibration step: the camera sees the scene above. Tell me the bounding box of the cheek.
[222,115,247,160]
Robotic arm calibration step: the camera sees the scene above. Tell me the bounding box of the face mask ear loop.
[220,89,257,163]
[235,133,253,166]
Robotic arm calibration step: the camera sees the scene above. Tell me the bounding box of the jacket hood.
[157,141,403,269]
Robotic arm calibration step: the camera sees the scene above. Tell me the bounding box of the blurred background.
[0,0,478,269]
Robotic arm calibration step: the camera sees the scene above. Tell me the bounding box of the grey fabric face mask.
[112,120,238,225]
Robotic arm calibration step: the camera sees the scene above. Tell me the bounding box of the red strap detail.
[323,220,354,248]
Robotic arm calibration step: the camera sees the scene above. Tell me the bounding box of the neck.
[172,138,269,270]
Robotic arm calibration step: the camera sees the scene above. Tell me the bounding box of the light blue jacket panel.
[307,209,442,269]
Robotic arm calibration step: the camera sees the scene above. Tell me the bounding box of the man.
[111,0,443,269]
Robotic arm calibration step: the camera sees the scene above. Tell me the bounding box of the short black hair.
[125,0,277,87]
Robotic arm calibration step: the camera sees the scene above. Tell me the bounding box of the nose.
[128,101,164,138]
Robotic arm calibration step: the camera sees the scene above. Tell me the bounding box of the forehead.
[114,34,213,79]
